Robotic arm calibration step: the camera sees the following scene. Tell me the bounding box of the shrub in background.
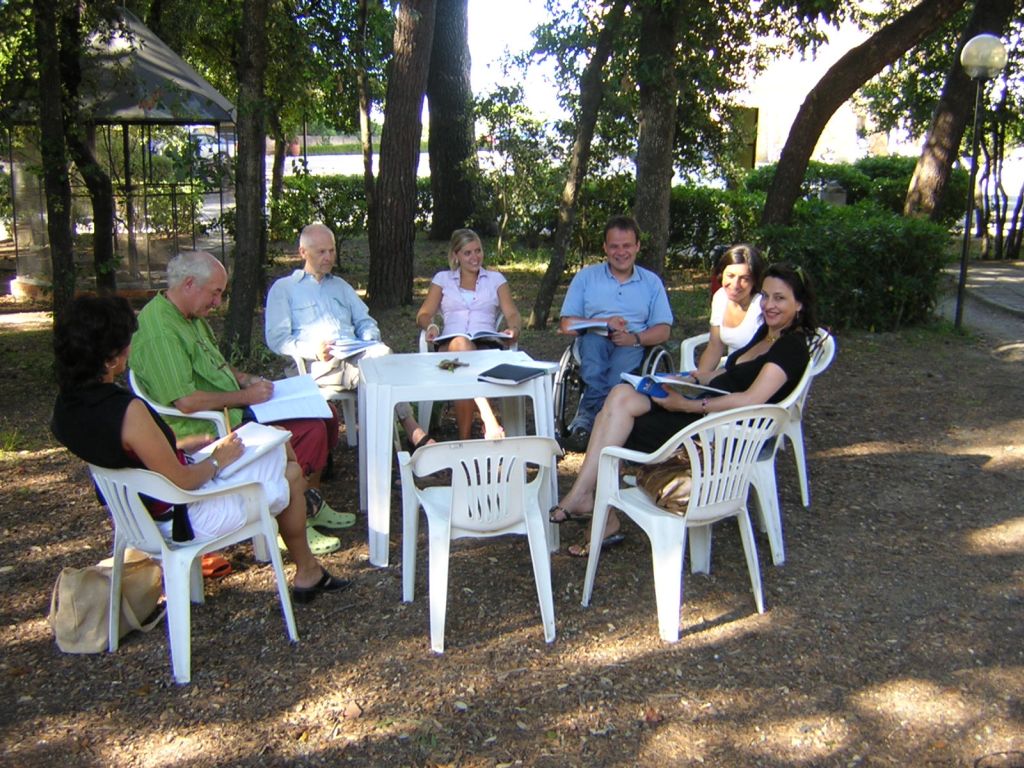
[759,200,949,331]
[667,186,763,268]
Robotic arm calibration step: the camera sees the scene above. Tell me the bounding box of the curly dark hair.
[53,295,137,393]
[764,262,819,343]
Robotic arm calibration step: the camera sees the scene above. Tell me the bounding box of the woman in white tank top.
[696,244,765,372]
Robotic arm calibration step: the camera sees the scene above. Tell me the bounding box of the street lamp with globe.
[954,33,1008,330]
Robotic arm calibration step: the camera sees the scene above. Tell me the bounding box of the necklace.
[766,331,780,344]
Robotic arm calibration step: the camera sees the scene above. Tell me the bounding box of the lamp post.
[954,33,1008,330]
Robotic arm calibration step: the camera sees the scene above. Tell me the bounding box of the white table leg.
[363,385,394,567]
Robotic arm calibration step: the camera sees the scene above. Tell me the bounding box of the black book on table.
[477,363,547,385]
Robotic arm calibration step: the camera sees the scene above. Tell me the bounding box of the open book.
[248,375,332,422]
[433,329,514,345]
[329,339,379,360]
[190,422,291,480]
[620,372,729,400]
[566,320,610,336]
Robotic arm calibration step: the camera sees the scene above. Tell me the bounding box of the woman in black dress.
[549,263,823,557]
[51,295,348,603]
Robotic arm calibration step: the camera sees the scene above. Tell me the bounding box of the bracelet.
[633,333,642,347]
[426,322,439,333]
[701,397,709,415]
[209,455,221,478]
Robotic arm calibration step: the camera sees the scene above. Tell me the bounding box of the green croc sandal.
[278,524,341,556]
[305,489,357,529]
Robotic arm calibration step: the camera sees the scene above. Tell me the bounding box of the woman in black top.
[550,263,823,557]
[51,295,348,603]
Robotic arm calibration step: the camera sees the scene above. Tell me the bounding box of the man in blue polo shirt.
[558,215,673,451]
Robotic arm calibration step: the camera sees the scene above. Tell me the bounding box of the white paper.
[248,375,332,422]
[190,422,291,479]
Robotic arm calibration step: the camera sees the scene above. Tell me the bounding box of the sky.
[465,0,561,118]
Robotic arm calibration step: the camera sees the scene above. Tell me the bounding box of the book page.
[190,422,291,479]
[249,375,332,422]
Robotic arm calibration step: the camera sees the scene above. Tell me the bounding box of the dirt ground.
[1,250,1022,767]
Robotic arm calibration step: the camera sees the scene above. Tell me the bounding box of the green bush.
[667,186,763,267]
[758,200,949,330]
[270,173,370,241]
[744,156,969,226]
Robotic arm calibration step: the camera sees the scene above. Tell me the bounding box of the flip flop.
[567,532,625,558]
[201,553,233,579]
[548,504,592,525]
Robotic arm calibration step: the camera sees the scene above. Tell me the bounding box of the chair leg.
[649,528,688,643]
[524,509,556,644]
[581,500,613,607]
[263,521,298,643]
[736,510,765,614]
[751,461,785,566]
[340,398,358,448]
[189,559,204,604]
[426,516,453,653]
[789,424,811,508]
[417,400,433,432]
[107,538,127,652]
[688,523,713,574]
[163,559,194,684]
[401,496,420,603]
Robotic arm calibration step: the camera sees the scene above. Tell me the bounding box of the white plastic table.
[358,349,559,567]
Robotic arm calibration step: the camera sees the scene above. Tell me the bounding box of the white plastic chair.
[679,331,713,372]
[748,329,836,565]
[397,436,561,653]
[581,405,786,642]
[128,368,229,437]
[127,367,274,561]
[88,464,298,684]
[416,315,516,430]
[289,354,358,448]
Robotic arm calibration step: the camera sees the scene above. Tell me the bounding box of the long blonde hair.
[447,228,482,271]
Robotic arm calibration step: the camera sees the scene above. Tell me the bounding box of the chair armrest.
[289,354,311,376]
[679,332,710,372]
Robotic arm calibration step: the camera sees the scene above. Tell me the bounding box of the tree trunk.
[368,0,436,308]
[356,0,376,209]
[527,0,627,330]
[427,0,476,239]
[223,0,270,356]
[903,0,1016,219]
[761,0,966,227]
[33,0,75,321]
[66,130,117,294]
[633,0,684,276]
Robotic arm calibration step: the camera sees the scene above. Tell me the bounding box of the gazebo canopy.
[79,8,235,125]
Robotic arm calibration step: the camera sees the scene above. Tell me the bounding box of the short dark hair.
[53,295,137,393]
[603,215,641,243]
[715,244,766,292]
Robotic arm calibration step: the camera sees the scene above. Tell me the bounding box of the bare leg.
[444,336,504,439]
[277,460,326,588]
[556,384,653,538]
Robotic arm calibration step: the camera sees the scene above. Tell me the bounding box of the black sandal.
[292,570,352,605]
[548,504,592,524]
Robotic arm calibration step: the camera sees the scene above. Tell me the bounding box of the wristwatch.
[633,333,642,347]
[210,456,221,477]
